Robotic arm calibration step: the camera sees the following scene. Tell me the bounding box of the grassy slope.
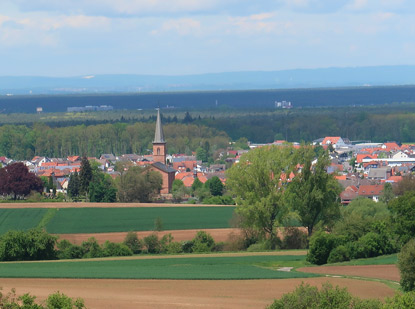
[46,207,236,234]
[0,254,319,280]
[326,254,398,266]
[0,208,48,234]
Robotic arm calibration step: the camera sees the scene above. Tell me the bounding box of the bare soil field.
[55,228,241,244]
[298,265,400,282]
[0,202,232,208]
[0,277,395,309]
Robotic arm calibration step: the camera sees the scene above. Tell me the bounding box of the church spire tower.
[153,108,167,164]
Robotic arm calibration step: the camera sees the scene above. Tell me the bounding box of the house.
[367,167,392,181]
[382,142,401,152]
[321,137,347,149]
[392,151,409,160]
[340,186,359,205]
[357,184,384,202]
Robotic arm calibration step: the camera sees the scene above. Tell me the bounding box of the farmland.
[0,206,236,234]
[0,208,48,234]
[0,254,318,280]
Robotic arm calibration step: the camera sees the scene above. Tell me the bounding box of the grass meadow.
[0,254,320,280]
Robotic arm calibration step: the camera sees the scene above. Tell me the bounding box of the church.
[147,109,176,194]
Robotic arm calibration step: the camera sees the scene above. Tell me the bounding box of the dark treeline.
[1,85,415,113]
[0,123,229,160]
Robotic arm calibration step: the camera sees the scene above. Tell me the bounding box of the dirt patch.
[298,265,400,282]
[55,228,241,244]
[0,202,233,209]
[0,277,395,309]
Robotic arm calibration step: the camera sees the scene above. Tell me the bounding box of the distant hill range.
[1,65,415,95]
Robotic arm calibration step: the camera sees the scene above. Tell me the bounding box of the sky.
[1,0,415,76]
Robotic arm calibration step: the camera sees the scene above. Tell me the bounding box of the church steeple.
[153,108,167,164]
[154,108,165,143]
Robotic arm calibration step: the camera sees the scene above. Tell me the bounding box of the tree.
[67,171,80,200]
[287,149,342,236]
[116,167,162,202]
[79,156,92,196]
[205,176,224,196]
[389,191,415,245]
[171,179,188,202]
[380,182,395,204]
[398,238,415,292]
[226,146,297,247]
[196,147,208,162]
[393,175,415,196]
[0,162,43,199]
[191,177,203,192]
[88,168,117,202]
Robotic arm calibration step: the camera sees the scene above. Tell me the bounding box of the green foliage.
[0,288,85,309]
[191,231,215,253]
[385,292,415,308]
[116,167,162,202]
[45,291,85,309]
[380,182,395,204]
[349,231,395,259]
[0,229,57,261]
[123,231,143,254]
[67,171,80,200]
[202,195,235,205]
[389,191,415,245]
[79,156,92,196]
[205,176,224,196]
[227,146,297,246]
[81,237,103,258]
[143,234,161,254]
[287,148,342,236]
[102,241,133,257]
[88,170,117,203]
[398,238,415,292]
[196,147,208,162]
[171,179,188,203]
[56,240,84,260]
[327,245,350,263]
[307,231,340,265]
[191,177,203,192]
[267,282,382,309]
[393,175,415,196]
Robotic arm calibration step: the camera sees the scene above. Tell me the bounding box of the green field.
[327,254,398,266]
[0,208,48,234]
[46,207,236,234]
[0,254,319,280]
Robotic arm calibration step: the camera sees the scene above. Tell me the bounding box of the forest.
[2,103,415,159]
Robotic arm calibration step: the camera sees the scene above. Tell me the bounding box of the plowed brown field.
[298,264,400,281]
[55,228,240,244]
[0,277,395,309]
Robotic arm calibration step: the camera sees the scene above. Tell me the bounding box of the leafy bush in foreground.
[307,232,339,265]
[0,288,85,309]
[267,282,382,309]
[398,238,415,292]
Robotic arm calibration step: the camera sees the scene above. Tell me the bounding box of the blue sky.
[1,0,414,76]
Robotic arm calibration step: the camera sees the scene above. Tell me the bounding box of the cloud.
[153,18,201,36]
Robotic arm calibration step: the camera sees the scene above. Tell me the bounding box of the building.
[147,108,176,194]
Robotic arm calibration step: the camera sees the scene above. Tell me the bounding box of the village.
[1,126,414,204]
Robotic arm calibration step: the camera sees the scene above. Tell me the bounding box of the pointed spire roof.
[153,108,165,143]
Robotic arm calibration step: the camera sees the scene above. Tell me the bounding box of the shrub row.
[267,282,415,309]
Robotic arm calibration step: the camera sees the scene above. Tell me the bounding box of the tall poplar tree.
[79,156,92,196]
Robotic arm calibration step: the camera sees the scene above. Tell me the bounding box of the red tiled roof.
[358,184,383,196]
[322,137,341,145]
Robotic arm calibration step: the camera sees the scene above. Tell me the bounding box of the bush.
[398,238,415,292]
[385,291,415,308]
[102,241,133,257]
[181,240,194,253]
[281,227,308,250]
[0,229,57,261]
[307,232,339,265]
[81,237,103,258]
[327,245,350,263]
[267,282,382,309]
[160,234,174,253]
[166,241,183,254]
[45,291,85,309]
[350,231,395,260]
[56,240,84,260]
[191,231,215,253]
[123,231,143,254]
[143,234,161,254]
